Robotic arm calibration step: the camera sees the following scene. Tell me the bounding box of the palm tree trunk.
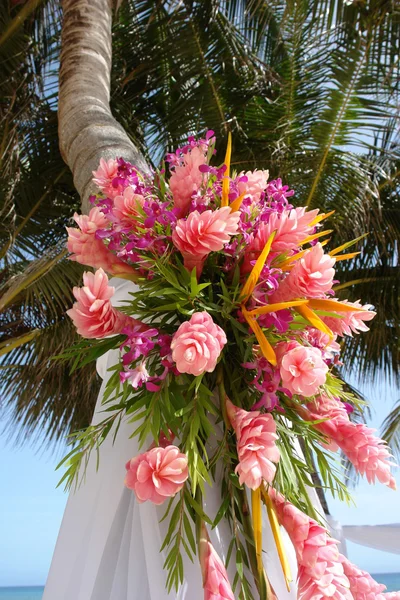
[58,0,149,213]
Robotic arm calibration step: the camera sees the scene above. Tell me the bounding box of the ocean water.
[0,588,43,600]
[373,572,400,592]
[0,576,399,597]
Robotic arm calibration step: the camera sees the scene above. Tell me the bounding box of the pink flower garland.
[305,396,397,489]
[227,400,280,489]
[199,523,235,600]
[269,489,353,600]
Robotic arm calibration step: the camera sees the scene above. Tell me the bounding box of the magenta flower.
[171,312,226,376]
[125,445,188,504]
[226,400,280,489]
[67,269,135,338]
[277,342,328,397]
[172,207,240,277]
[199,522,235,600]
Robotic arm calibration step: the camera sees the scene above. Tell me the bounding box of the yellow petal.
[230,191,246,212]
[299,229,333,246]
[262,488,292,591]
[295,304,333,340]
[241,231,277,303]
[333,252,360,262]
[252,487,263,576]
[248,299,309,316]
[221,132,232,207]
[308,298,366,313]
[308,210,335,227]
[329,233,368,256]
[242,307,277,365]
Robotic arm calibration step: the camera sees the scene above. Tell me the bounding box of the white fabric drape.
[44,279,309,599]
[342,524,400,555]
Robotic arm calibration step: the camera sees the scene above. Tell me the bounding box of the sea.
[0,575,399,598]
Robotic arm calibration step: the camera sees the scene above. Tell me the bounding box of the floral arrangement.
[61,132,398,600]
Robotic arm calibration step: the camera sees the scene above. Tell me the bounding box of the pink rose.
[67,269,137,338]
[125,445,188,504]
[227,400,280,489]
[278,342,328,396]
[171,312,227,376]
[170,146,207,216]
[172,207,240,277]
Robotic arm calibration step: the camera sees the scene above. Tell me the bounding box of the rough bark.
[58,0,149,213]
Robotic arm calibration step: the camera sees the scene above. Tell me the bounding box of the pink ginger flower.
[170,146,207,216]
[277,341,328,397]
[67,208,137,276]
[226,400,280,489]
[112,187,145,228]
[340,555,388,600]
[305,395,397,489]
[171,312,226,376]
[269,489,353,600]
[92,158,119,197]
[67,269,136,338]
[322,300,376,338]
[271,243,336,302]
[237,169,269,203]
[125,445,188,504]
[172,207,240,277]
[199,522,235,600]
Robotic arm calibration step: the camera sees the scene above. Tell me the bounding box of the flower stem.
[216,363,230,430]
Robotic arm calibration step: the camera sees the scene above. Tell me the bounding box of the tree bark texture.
[58,0,149,213]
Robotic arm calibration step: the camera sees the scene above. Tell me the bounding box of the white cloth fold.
[342,524,400,555]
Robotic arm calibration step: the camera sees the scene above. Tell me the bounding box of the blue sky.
[0,379,399,586]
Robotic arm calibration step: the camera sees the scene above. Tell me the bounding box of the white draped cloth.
[343,524,400,555]
[44,279,327,600]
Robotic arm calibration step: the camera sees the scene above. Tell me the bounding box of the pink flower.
[237,169,269,203]
[170,146,207,216]
[172,207,240,277]
[269,490,353,600]
[199,522,235,600]
[322,300,376,337]
[171,312,227,376]
[304,395,397,489]
[271,243,335,302]
[340,555,388,600]
[113,187,144,228]
[125,445,188,504]
[278,342,328,396]
[92,158,119,197]
[67,269,136,338]
[226,400,280,489]
[67,208,138,276]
